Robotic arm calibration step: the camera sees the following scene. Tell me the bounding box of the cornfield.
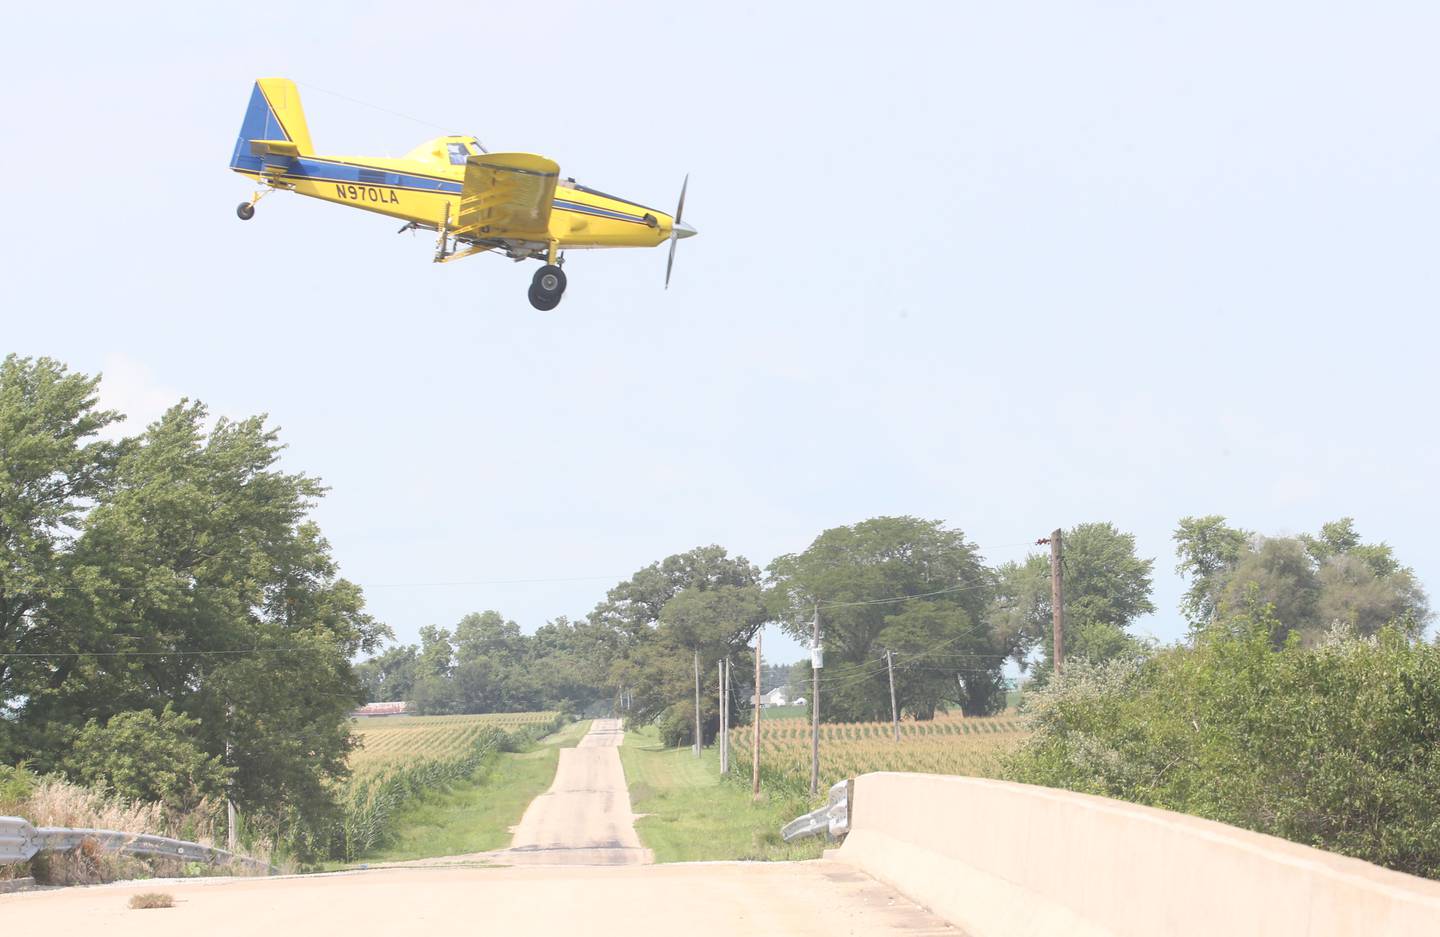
[330,711,563,860]
[349,712,560,773]
[728,713,1027,792]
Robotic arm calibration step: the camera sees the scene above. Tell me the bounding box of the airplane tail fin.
[229,78,315,171]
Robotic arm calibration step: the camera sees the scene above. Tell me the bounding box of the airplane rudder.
[256,78,315,155]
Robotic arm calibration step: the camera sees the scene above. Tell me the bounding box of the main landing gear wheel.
[527,264,567,310]
[533,264,567,295]
[236,202,255,221]
[528,283,562,311]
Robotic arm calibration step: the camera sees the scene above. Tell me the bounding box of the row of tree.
[360,514,1433,746]
[356,611,615,716]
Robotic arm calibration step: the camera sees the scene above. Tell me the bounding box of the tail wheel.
[532,264,567,296]
[236,202,256,221]
[528,284,562,311]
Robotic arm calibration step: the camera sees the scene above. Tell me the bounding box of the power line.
[808,627,999,690]
[6,573,627,597]
[0,647,327,659]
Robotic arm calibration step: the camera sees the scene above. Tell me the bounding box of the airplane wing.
[455,153,560,241]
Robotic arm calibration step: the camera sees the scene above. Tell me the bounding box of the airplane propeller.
[665,174,696,289]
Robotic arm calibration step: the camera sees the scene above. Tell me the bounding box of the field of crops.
[349,712,561,772]
[729,713,1028,791]
[331,711,563,860]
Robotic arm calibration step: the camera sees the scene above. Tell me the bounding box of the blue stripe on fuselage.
[232,153,653,224]
[287,158,460,194]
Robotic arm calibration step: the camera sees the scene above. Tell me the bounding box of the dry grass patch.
[128,892,175,909]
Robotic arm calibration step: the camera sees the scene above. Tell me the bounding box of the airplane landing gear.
[237,186,276,221]
[528,263,567,310]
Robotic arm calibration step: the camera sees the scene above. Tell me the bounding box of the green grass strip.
[618,725,824,863]
[345,719,591,864]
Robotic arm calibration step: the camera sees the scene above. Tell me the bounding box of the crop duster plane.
[229,79,696,310]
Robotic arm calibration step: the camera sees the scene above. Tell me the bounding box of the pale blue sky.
[4,2,1437,662]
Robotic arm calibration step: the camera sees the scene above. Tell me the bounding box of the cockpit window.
[468,141,484,155]
[446,142,469,166]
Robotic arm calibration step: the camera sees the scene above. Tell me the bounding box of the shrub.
[60,707,231,814]
[1005,618,1440,879]
[0,763,38,814]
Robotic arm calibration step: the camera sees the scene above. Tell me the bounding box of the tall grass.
[0,764,269,885]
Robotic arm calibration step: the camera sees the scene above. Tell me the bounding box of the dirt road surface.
[0,862,955,936]
[495,716,651,865]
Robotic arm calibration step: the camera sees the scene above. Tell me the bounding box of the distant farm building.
[762,688,790,708]
[352,701,409,718]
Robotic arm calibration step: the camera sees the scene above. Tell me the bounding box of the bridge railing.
[780,779,852,843]
[0,815,274,874]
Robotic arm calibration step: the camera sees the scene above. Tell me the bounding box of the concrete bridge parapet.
[832,772,1440,937]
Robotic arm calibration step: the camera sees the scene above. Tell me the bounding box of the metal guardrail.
[781,779,852,843]
[0,816,273,873]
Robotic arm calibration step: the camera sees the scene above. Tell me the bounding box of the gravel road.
[0,861,955,936]
[494,717,652,865]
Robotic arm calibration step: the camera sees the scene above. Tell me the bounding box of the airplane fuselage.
[231,152,676,251]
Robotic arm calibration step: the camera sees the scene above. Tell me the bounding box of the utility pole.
[810,604,822,796]
[225,704,237,852]
[694,649,702,758]
[718,659,727,775]
[725,658,732,774]
[885,648,899,742]
[752,629,762,801]
[1049,527,1065,676]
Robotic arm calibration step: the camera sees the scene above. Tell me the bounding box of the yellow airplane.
[229,79,696,310]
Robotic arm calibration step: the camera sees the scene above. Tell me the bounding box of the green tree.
[655,584,768,743]
[876,600,992,718]
[768,516,1004,719]
[594,546,762,732]
[454,610,523,664]
[417,625,454,678]
[991,522,1155,676]
[61,706,231,814]
[0,359,387,856]
[355,644,419,702]
[592,545,761,642]
[1173,515,1252,625]
[0,356,124,760]
[1216,538,1320,643]
[64,404,385,825]
[660,585,767,660]
[530,615,621,714]
[1176,516,1430,643]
